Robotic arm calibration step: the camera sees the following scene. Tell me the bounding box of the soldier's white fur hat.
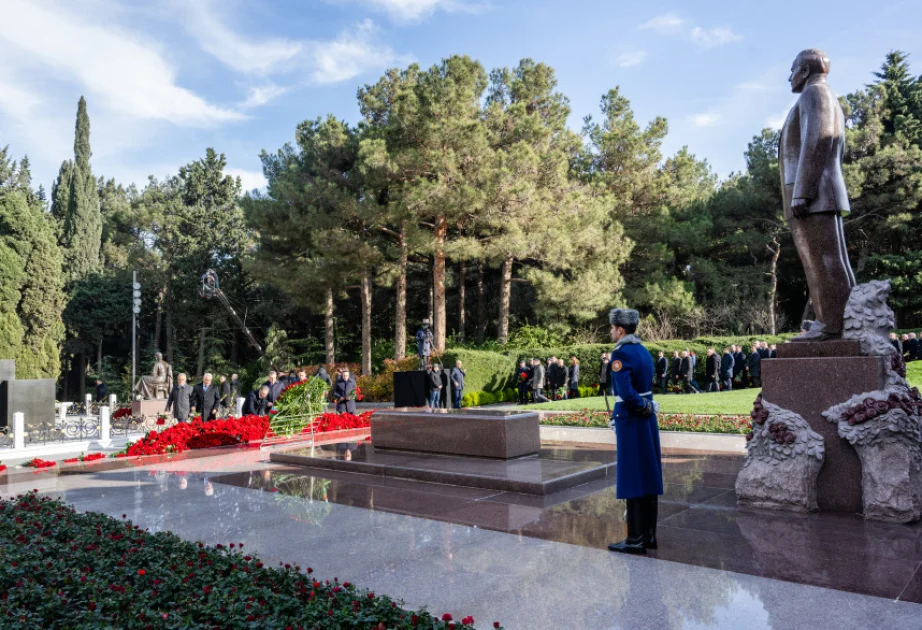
[609,308,639,327]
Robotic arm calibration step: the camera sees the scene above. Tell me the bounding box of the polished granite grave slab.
[269,442,615,495]
[227,443,922,605]
[371,407,541,458]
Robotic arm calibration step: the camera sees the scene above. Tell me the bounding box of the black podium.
[393,370,429,407]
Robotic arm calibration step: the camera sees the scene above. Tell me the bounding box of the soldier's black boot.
[642,495,658,550]
[608,498,646,555]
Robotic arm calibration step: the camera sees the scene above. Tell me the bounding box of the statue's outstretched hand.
[791,197,809,218]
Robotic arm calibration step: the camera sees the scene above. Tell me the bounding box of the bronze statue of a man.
[134,351,173,400]
[780,49,856,341]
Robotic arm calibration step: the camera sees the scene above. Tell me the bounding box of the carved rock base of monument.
[761,352,888,512]
[736,398,824,513]
[823,388,922,523]
[856,440,922,522]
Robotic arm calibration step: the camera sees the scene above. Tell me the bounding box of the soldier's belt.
[613,391,652,403]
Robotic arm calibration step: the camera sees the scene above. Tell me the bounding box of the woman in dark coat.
[567,356,580,399]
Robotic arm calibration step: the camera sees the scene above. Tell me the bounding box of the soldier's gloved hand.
[638,399,654,417]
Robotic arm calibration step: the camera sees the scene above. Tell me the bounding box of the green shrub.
[441,348,517,393]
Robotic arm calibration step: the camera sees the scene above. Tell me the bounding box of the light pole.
[132,273,141,394]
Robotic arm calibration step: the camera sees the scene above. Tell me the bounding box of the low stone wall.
[539,425,746,454]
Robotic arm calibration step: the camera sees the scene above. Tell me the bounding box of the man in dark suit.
[747,347,762,388]
[334,367,358,413]
[757,342,769,359]
[780,49,855,341]
[669,351,681,391]
[242,386,270,416]
[769,344,777,359]
[95,379,108,403]
[598,352,610,395]
[705,348,721,392]
[262,371,285,404]
[733,345,746,382]
[655,351,668,394]
[720,347,735,392]
[191,373,219,421]
[907,334,920,361]
[678,351,696,394]
[890,333,903,356]
[165,372,193,422]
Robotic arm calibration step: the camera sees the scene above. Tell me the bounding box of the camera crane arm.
[199,270,280,373]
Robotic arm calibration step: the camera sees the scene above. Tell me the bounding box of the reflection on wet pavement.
[211,443,922,604]
[4,444,922,629]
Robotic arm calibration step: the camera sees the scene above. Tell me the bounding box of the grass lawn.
[521,387,759,415]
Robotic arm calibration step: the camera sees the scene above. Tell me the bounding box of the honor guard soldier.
[607,308,664,555]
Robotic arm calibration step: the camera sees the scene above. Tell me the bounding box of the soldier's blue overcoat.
[610,340,664,500]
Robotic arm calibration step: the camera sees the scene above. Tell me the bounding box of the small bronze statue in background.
[780,49,856,341]
[134,351,173,400]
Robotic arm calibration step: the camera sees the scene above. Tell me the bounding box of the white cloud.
[0,0,242,127]
[240,83,289,109]
[691,113,719,128]
[638,12,742,49]
[309,20,404,85]
[183,1,303,75]
[690,26,743,49]
[226,167,267,193]
[182,4,403,88]
[615,50,647,68]
[638,12,685,32]
[340,0,486,23]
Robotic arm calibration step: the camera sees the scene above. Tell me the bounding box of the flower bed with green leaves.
[541,410,750,434]
[0,491,492,630]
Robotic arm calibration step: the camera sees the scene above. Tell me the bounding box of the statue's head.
[154,351,163,360]
[789,49,830,93]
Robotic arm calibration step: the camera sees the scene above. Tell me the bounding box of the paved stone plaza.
[3,442,921,629]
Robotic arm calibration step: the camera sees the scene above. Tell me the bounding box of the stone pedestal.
[132,399,167,418]
[762,342,889,512]
[371,408,540,459]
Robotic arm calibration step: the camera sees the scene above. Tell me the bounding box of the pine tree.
[61,96,102,283]
[872,51,922,146]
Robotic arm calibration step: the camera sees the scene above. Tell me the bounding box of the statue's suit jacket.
[779,81,850,220]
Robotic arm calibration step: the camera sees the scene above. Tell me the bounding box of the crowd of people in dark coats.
[890,332,922,362]
[157,364,353,422]
[650,342,777,395]
[516,356,581,404]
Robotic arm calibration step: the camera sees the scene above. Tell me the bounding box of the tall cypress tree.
[0,148,66,378]
[61,96,102,283]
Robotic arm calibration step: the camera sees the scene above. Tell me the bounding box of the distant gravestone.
[0,360,56,432]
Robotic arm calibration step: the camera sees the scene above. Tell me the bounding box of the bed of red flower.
[116,411,375,458]
[0,491,495,630]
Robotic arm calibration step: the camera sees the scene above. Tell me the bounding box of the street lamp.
[132,274,140,394]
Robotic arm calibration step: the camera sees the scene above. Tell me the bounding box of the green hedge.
[441,348,517,394]
[460,385,600,407]
[441,335,796,398]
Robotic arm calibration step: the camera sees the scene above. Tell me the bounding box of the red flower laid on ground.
[63,452,108,464]
[302,411,374,434]
[112,407,132,420]
[25,458,56,469]
[0,464,6,474]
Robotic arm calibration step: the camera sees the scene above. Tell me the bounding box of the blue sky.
[2,0,921,193]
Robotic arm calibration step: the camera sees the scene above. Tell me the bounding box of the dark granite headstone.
[0,360,15,383]
[0,378,56,431]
